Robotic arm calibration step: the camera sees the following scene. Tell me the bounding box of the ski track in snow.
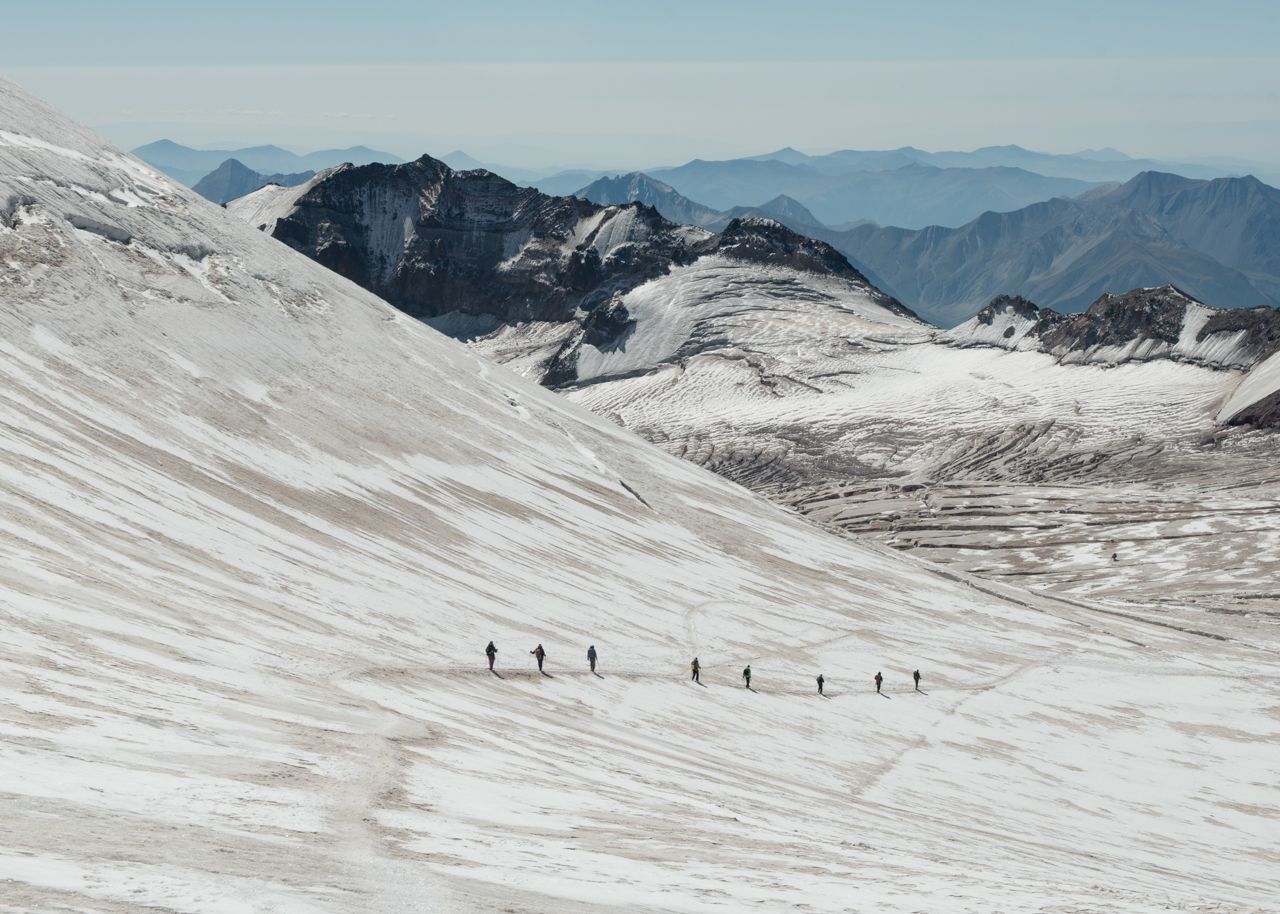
[0,78,1278,913]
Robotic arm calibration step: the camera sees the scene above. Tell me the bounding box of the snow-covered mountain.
[7,76,1280,914]
[231,157,914,385]
[948,285,1280,371]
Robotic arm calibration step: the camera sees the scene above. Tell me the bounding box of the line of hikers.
[486,642,922,694]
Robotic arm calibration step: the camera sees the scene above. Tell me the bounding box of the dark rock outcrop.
[950,285,1280,371]
[1039,286,1190,352]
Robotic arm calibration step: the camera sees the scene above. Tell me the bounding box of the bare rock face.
[1040,286,1195,352]
[269,156,698,326]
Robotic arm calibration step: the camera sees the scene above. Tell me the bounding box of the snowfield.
[2,77,1280,914]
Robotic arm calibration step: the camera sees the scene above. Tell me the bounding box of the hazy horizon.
[6,0,1280,171]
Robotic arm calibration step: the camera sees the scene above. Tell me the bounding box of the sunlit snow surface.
[2,79,1279,913]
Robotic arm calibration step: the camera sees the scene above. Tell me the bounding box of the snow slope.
[1221,346,1280,427]
[2,79,1279,914]
[224,168,330,230]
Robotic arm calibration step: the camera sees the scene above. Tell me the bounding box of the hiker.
[742,665,752,689]
[913,669,921,691]
[817,673,825,695]
[485,641,497,671]
[691,657,701,683]
[531,643,546,672]
[587,645,598,673]
[874,671,883,694]
[1112,552,1118,562]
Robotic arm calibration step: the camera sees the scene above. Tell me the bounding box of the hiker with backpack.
[587,645,598,673]
[690,657,701,682]
[531,643,546,673]
[485,641,497,671]
[742,665,752,689]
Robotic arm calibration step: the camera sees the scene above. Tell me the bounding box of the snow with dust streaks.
[1,77,1278,914]
[575,255,927,383]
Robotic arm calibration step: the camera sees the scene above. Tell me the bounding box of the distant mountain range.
[746,144,1250,183]
[819,171,1280,325]
[632,159,1098,229]
[525,143,1280,231]
[132,139,403,187]
[192,159,313,205]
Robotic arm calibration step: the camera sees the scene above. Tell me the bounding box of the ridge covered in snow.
[5,78,1280,913]
[947,285,1280,371]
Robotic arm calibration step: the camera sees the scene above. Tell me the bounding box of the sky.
[5,0,1279,170]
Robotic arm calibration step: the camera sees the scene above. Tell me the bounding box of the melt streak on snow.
[1,79,1278,913]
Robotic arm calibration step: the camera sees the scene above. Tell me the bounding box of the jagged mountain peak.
[1088,283,1199,313]
[950,283,1280,371]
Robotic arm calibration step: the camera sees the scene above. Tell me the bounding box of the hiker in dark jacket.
[531,643,546,672]
[874,671,883,693]
[587,645,598,673]
[913,669,921,691]
[742,665,752,689]
[817,673,825,695]
[690,657,700,682]
[485,641,497,671]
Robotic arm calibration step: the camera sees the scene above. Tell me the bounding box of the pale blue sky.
[7,0,1279,168]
